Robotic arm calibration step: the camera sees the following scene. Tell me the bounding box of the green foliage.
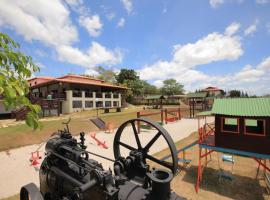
[141,81,159,95]
[0,32,41,129]
[115,69,139,84]
[229,90,241,98]
[229,90,249,98]
[160,79,184,96]
[96,66,116,83]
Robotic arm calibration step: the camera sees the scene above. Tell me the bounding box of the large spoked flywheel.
[113,118,178,175]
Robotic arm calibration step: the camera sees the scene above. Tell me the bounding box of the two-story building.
[29,74,128,114]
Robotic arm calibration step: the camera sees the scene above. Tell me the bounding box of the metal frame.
[196,115,270,193]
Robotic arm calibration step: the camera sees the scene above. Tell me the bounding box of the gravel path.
[0,118,206,199]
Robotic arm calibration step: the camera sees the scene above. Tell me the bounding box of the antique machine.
[20,118,184,200]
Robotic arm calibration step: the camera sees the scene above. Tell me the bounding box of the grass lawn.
[0,106,193,152]
[0,107,141,151]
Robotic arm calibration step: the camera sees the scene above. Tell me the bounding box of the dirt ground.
[154,132,270,200]
[2,131,270,200]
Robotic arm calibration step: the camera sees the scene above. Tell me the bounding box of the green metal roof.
[187,92,207,98]
[145,95,167,100]
[212,98,270,117]
[196,111,213,116]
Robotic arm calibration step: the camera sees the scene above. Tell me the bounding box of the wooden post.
[161,109,164,125]
[189,100,192,118]
[137,112,141,134]
[193,98,195,118]
[178,107,181,120]
[165,108,168,124]
[57,99,60,116]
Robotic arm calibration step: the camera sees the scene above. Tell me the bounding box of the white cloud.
[117,18,125,27]
[120,0,133,14]
[209,0,244,8]
[56,42,122,69]
[138,23,251,92]
[244,20,259,36]
[225,22,241,36]
[139,23,243,82]
[79,15,103,37]
[0,0,78,46]
[209,0,225,8]
[256,0,269,4]
[64,0,83,6]
[0,0,123,72]
[106,13,115,21]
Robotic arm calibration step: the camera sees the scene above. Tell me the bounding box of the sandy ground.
[0,118,202,199]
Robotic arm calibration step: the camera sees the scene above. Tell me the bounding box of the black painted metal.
[20,118,184,200]
[113,118,179,174]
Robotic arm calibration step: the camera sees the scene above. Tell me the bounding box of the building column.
[119,93,122,107]
[65,90,73,113]
[102,92,105,107]
[93,92,96,108]
[82,91,85,109]
[111,92,114,107]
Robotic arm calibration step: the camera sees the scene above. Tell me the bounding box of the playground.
[0,117,199,199]
[1,99,270,200]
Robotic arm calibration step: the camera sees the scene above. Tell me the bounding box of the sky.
[0,0,270,95]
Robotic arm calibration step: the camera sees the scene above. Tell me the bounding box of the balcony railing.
[53,93,66,99]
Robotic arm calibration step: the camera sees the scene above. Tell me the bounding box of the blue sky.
[0,0,270,94]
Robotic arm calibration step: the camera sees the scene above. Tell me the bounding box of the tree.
[96,66,116,83]
[160,79,184,96]
[115,69,139,84]
[229,90,241,98]
[141,81,159,95]
[0,32,40,129]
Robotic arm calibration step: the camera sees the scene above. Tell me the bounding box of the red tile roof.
[29,74,128,90]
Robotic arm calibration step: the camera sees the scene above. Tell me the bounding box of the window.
[244,119,265,136]
[96,92,102,98]
[221,117,239,133]
[96,101,103,108]
[72,90,82,97]
[113,101,118,107]
[85,91,93,98]
[85,101,93,108]
[72,101,82,108]
[113,93,119,98]
[105,101,111,107]
[105,93,111,98]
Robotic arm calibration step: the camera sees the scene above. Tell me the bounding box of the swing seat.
[157,121,163,126]
[140,124,152,129]
[222,155,234,163]
[178,158,192,164]
[219,171,234,180]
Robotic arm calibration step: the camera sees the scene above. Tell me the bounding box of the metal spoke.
[131,121,142,149]
[145,154,173,170]
[144,131,161,152]
[118,141,136,151]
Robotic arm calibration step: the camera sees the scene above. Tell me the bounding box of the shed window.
[244,119,265,136]
[221,117,239,133]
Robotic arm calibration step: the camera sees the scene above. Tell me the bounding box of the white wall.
[61,90,122,114]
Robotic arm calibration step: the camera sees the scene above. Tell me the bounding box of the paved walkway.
[0,118,206,199]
